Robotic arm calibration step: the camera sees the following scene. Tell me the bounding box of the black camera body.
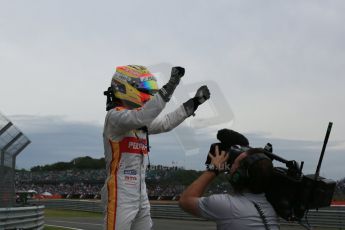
[205,129,250,166]
[208,124,336,221]
[266,167,336,220]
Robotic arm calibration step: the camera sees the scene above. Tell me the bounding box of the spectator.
[179,146,279,230]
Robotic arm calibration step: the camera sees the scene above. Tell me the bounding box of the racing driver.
[102,65,210,230]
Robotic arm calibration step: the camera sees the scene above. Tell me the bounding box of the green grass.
[44,209,102,218]
[44,226,70,230]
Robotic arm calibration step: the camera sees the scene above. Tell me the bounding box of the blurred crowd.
[15,166,203,200]
[16,169,106,184]
[15,168,345,200]
[334,178,345,200]
[337,178,345,190]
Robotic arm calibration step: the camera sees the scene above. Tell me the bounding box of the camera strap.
[252,201,270,230]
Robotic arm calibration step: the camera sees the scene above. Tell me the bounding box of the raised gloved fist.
[183,85,211,117]
[159,66,185,102]
[171,66,185,79]
[194,85,210,105]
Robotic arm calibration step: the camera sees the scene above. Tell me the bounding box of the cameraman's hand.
[180,144,227,216]
[183,85,211,117]
[208,145,229,172]
[159,66,185,102]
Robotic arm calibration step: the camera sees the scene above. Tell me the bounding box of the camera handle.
[314,122,333,180]
[262,149,301,173]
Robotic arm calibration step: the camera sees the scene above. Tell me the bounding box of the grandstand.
[14,159,345,201]
[15,163,237,201]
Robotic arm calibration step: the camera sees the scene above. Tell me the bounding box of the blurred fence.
[0,166,15,208]
[0,205,45,229]
[30,199,345,229]
[0,112,30,208]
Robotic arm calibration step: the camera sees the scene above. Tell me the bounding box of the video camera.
[206,123,336,222]
[205,129,250,167]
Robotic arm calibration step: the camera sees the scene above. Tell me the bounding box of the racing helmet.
[110,65,159,109]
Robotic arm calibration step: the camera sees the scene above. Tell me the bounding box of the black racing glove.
[183,85,210,116]
[159,66,185,102]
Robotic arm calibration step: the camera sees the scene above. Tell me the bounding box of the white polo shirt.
[198,192,280,230]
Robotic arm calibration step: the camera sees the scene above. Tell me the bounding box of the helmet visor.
[137,77,159,95]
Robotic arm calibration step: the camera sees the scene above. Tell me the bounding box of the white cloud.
[1,0,344,179]
[6,114,344,179]
[10,115,103,169]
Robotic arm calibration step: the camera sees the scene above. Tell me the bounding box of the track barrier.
[0,205,45,230]
[29,200,345,229]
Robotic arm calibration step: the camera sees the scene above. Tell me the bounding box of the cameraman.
[179,145,279,230]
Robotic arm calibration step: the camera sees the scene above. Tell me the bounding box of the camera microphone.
[205,129,250,165]
[217,129,249,149]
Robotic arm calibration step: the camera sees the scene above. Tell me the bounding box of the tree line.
[30,156,105,171]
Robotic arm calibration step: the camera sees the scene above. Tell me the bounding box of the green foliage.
[169,169,202,185]
[44,226,69,230]
[30,156,105,171]
[44,209,102,218]
[15,168,29,172]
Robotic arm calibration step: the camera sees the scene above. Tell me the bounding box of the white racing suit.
[101,94,188,230]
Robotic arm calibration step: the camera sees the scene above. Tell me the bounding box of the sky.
[1,0,344,180]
